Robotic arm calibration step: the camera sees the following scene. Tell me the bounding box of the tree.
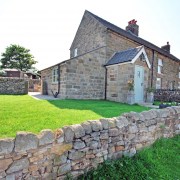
[0,44,37,71]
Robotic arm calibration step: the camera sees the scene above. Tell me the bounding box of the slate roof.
[106,46,143,66]
[87,10,179,62]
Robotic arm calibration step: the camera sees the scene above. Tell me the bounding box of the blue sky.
[0,0,179,70]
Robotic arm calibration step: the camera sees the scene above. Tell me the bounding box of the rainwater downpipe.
[51,64,60,98]
[151,50,155,88]
[104,66,107,100]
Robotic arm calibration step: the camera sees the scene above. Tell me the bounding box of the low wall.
[0,107,179,179]
[0,78,28,95]
[154,89,180,102]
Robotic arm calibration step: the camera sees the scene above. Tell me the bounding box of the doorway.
[134,65,144,103]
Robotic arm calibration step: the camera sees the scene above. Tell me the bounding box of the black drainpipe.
[151,50,155,88]
[104,66,107,100]
[51,64,60,98]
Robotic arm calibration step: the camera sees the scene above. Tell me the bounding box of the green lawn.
[0,95,149,138]
[78,135,180,180]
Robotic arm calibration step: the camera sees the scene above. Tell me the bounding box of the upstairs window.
[158,59,163,74]
[74,48,78,57]
[52,67,58,83]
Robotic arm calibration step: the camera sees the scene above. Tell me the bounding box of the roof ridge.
[115,45,143,54]
[86,10,179,62]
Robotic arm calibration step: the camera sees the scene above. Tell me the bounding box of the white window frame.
[74,48,78,57]
[52,67,58,83]
[158,59,163,74]
[156,78,161,89]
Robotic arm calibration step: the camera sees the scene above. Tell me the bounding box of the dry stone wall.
[0,107,180,179]
[0,78,28,95]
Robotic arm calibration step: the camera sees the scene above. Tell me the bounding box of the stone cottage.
[41,10,180,103]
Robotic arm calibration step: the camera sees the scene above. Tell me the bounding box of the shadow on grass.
[46,99,150,118]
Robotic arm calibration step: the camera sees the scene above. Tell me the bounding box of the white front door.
[134,65,144,103]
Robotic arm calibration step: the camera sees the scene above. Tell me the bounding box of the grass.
[153,101,179,106]
[0,95,150,138]
[78,135,180,180]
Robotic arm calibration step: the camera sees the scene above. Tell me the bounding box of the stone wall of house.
[65,47,106,99]
[41,46,107,99]
[70,11,107,58]
[0,78,28,95]
[0,107,179,179]
[41,64,67,98]
[154,54,180,89]
[106,57,149,103]
[106,30,180,89]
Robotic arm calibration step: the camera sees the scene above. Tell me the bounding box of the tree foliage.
[0,44,37,71]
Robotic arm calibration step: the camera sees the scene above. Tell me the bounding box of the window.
[74,48,78,57]
[156,78,161,89]
[169,81,173,90]
[158,59,163,74]
[52,67,58,83]
[178,82,180,89]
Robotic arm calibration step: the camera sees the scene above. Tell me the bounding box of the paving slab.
[28,92,58,100]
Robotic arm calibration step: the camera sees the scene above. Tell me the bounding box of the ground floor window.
[52,67,58,83]
[156,78,161,89]
[178,82,180,89]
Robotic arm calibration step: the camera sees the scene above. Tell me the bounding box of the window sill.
[157,72,164,75]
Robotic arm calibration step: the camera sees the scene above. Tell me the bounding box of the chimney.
[126,19,139,36]
[161,42,170,53]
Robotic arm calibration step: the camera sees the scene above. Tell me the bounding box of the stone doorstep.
[138,102,159,109]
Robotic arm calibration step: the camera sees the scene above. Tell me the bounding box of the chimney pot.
[126,19,139,36]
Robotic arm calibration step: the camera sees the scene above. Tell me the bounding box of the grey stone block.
[116,116,129,128]
[109,128,119,136]
[63,126,75,143]
[81,122,92,134]
[88,120,102,132]
[15,132,38,152]
[6,158,29,174]
[74,140,86,149]
[72,124,85,138]
[38,129,54,146]
[0,138,14,155]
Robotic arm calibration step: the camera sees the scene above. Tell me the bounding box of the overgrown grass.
[0,95,150,138]
[78,135,180,180]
